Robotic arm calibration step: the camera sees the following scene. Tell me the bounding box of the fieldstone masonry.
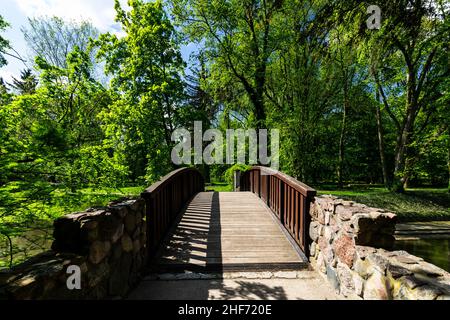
[0,198,147,300]
[309,195,450,300]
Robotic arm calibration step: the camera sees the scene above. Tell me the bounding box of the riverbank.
[394,221,450,272]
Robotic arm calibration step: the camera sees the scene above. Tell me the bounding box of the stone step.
[143,270,319,281]
[147,261,310,273]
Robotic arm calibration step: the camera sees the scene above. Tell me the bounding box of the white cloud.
[0,69,16,83]
[14,0,128,32]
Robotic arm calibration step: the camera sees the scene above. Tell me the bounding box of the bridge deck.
[151,192,308,272]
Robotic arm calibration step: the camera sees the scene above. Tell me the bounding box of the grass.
[0,183,144,269]
[317,185,450,222]
[205,182,233,192]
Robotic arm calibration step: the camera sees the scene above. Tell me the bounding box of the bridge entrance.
[130,169,339,299]
[141,167,316,273]
[150,191,308,273]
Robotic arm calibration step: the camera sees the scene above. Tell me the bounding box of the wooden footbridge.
[141,167,317,273]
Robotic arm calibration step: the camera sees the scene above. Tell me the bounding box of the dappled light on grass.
[318,186,450,222]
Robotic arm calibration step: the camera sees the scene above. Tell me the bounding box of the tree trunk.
[393,104,416,193]
[392,67,418,193]
[375,90,390,188]
[3,233,13,269]
[253,64,266,130]
[337,82,349,189]
[448,125,450,193]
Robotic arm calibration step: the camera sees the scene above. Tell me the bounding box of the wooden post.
[233,170,241,191]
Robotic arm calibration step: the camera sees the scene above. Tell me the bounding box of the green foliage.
[173,0,450,192]
[95,0,185,183]
[224,164,251,186]
[358,1,450,192]
[0,15,9,67]
[0,25,126,267]
[0,78,12,105]
[9,69,38,95]
[0,46,117,188]
[171,0,285,127]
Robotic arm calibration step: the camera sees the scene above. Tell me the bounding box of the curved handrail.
[239,166,316,257]
[248,166,316,197]
[143,167,203,194]
[141,167,205,257]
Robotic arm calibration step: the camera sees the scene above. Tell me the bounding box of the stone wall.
[309,195,450,300]
[0,198,147,300]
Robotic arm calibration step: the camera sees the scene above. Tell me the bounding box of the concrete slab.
[127,271,342,300]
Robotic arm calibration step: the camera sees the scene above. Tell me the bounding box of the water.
[394,238,450,272]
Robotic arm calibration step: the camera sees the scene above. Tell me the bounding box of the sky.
[0,0,196,83]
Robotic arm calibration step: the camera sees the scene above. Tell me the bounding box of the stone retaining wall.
[309,195,450,300]
[0,198,147,300]
[3,192,449,300]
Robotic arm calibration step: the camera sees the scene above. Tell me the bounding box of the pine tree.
[9,69,38,95]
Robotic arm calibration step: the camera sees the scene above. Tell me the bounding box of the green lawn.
[205,182,233,192]
[317,186,450,222]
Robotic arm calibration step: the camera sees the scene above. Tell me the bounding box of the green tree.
[0,46,123,267]
[171,0,284,128]
[184,53,219,182]
[0,15,10,67]
[22,16,99,70]
[367,1,450,192]
[0,46,118,190]
[95,0,185,182]
[9,69,38,95]
[0,78,12,105]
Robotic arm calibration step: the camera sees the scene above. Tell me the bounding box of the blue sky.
[0,0,196,83]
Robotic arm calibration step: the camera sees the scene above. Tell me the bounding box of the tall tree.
[95,0,185,182]
[368,0,450,192]
[0,46,116,191]
[328,27,361,188]
[374,89,390,188]
[184,53,220,182]
[0,78,11,105]
[9,69,38,94]
[185,54,217,127]
[22,16,98,70]
[171,0,284,127]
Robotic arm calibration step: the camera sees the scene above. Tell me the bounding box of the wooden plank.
[153,192,307,272]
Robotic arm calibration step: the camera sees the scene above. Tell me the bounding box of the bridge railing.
[240,166,316,257]
[141,167,205,256]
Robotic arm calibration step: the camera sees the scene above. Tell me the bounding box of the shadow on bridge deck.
[128,192,341,300]
[149,191,308,273]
